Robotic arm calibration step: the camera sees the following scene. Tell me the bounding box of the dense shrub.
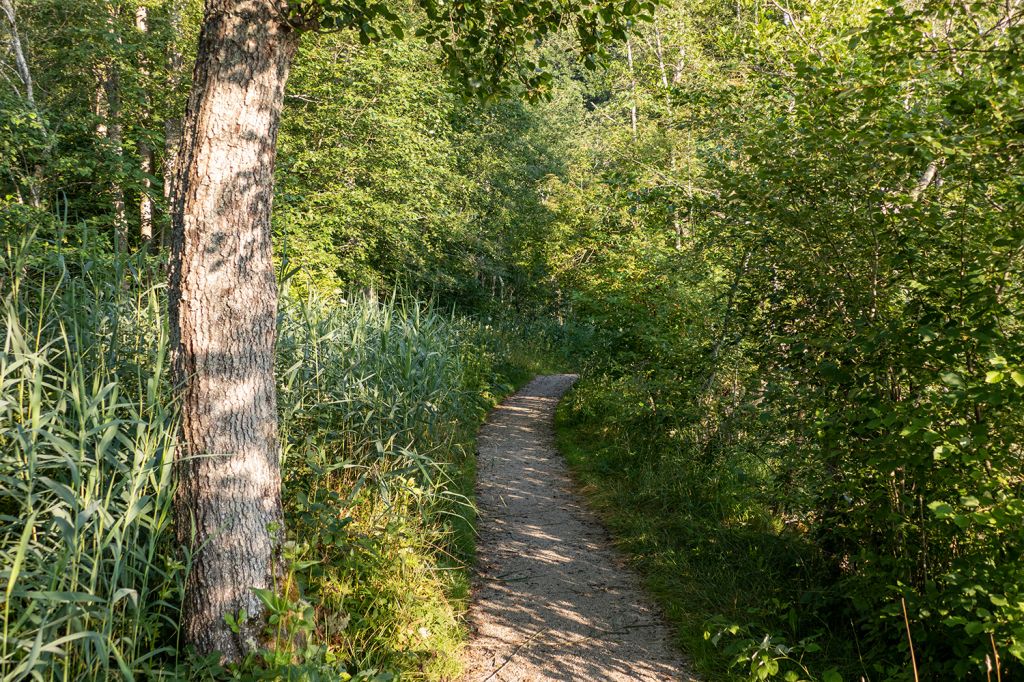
[550,1,1024,679]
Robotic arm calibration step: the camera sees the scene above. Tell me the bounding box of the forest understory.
[2,0,1023,680]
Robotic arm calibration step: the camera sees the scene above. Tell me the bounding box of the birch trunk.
[0,0,32,105]
[170,0,300,661]
[653,14,669,91]
[1,0,43,206]
[626,37,638,140]
[140,142,155,244]
[137,6,154,245]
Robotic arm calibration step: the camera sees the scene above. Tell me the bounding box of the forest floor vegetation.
[0,231,562,681]
[555,375,856,682]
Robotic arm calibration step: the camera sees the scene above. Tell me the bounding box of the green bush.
[274,289,495,679]
[550,1,1024,678]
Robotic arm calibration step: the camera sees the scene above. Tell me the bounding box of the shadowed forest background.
[2,0,1023,679]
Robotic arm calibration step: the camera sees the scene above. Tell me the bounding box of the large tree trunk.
[170,0,300,661]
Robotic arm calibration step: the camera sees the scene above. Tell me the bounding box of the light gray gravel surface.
[459,374,696,682]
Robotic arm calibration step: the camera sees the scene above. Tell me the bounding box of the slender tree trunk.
[140,143,155,243]
[0,0,32,105]
[163,117,182,245]
[909,160,940,201]
[106,67,128,252]
[163,118,183,247]
[170,0,300,662]
[95,8,127,251]
[653,15,685,250]
[653,13,669,91]
[162,2,186,249]
[626,37,638,140]
[137,6,154,246]
[1,0,43,207]
[670,149,683,250]
[672,45,685,84]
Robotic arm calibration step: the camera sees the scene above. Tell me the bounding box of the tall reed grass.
[1,231,549,680]
[274,288,500,679]
[0,235,181,681]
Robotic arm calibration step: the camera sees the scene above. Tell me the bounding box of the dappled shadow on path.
[460,375,696,681]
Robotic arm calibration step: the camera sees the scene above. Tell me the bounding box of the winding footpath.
[460,375,695,681]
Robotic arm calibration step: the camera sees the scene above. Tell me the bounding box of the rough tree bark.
[170,0,300,661]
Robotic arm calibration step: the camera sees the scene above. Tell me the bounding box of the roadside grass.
[553,375,854,682]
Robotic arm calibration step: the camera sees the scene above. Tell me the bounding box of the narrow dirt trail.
[460,375,695,682]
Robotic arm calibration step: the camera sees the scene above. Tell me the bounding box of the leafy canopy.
[289,0,657,98]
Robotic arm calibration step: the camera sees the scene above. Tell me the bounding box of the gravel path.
[460,374,695,682]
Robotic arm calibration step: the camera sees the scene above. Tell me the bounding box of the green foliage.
[700,1,1024,676]
[556,372,843,681]
[273,289,491,676]
[7,0,1023,678]
[1,1,586,676]
[0,231,182,680]
[0,228,541,679]
[547,0,1024,678]
[1,0,198,242]
[275,29,574,307]
[289,0,652,100]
